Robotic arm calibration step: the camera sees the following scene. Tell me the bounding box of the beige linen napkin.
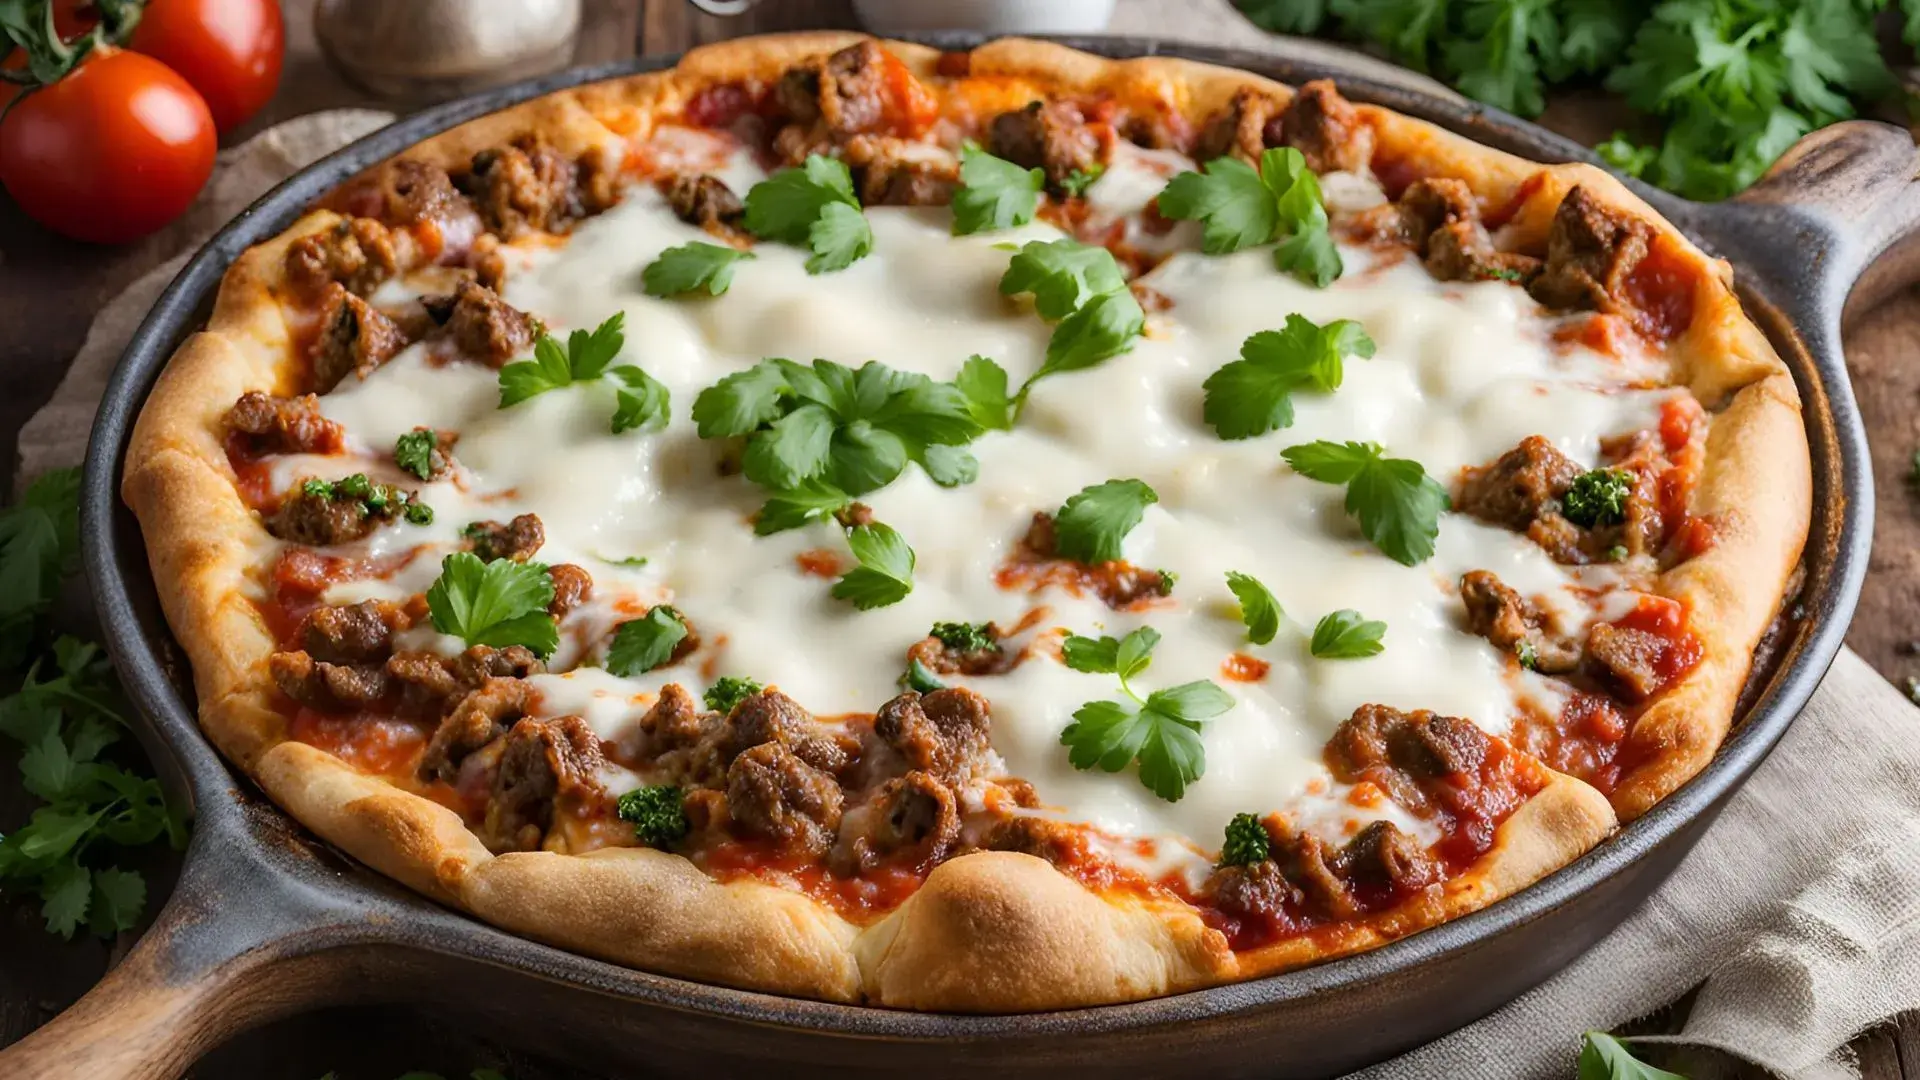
[30,66,1920,1080]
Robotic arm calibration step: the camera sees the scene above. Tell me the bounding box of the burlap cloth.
[24,6,1920,1076]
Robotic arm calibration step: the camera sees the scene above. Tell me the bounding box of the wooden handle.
[1729,120,1920,320]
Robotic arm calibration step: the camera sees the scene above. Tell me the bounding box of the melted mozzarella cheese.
[301,146,1673,859]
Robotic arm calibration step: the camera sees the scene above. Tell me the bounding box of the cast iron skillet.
[2,32,1908,1080]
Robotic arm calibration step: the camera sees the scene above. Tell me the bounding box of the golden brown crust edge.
[121,32,1797,1008]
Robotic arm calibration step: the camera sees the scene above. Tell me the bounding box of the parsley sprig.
[1156,147,1342,287]
[1309,609,1388,658]
[642,242,755,298]
[498,313,670,435]
[1282,440,1449,566]
[743,154,873,273]
[393,428,440,481]
[425,552,560,657]
[606,605,688,676]
[691,358,985,529]
[0,467,78,669]
[998,239,1146,409]
[1204,316,1375,440]
[832,522,916,610]
[1058,626,1234,802]
[951,144,1044,235]
[1225,571,1283,645]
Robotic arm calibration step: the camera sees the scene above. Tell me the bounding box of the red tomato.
[0,47,216,244]
[129,0,283,131]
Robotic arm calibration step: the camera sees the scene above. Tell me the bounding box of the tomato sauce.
[1221,653,1270,682]
[794,548,845,578]
[703,839,925,919]
[683,82,758,129]
[1622,234,1697,343]
[1483,173,1547,231]
[289,707,430,779]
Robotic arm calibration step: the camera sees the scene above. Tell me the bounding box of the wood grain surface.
[1,0,1918,1076]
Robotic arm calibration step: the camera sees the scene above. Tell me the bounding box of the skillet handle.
[0,909,298,1080]
[1726,119,1920,320]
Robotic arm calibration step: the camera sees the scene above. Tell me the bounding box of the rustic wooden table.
[3,0,1919,1076]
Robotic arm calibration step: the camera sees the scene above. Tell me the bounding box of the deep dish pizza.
[124,32,1810,1010]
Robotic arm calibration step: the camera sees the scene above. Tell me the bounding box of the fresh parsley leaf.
[1281,440,1448,566]
[696,359,983,499]
[606,606,688,676]
[609,365,671,434]
[952,144,1044,234]
[1309,609,1387,659]
[498,313,665,433]
[1225,571,1283,645]
[902,657,947,693]
[1041,289,1147,378]
[755,480,853,535]
[1155,147,1342,285]
[425,552,560,657]
[1000,238,1128,319]
[1058,164,1105,198]
[1577,1031,1687,1080]
[499,312,626,407]
[1563,467,1633,527]
[642,241,755,297]
[832,522,916,610]
[1062,633,1122,674]
[1219,812,1272,866]
[1157,155,1278,254]
[616,785,690,848]
[806,200,874,273]
[1203,316,1375,440]
[39,858,90,938]
[744,155,871,274]
[704,676,763,714]
[954,355,1014,431]
[394,429,439,481]
[87,866,145,936]
[1053,479,1158,564]
[1057,625,1231,802]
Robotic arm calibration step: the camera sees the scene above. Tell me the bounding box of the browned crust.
[121,32,1802,1009]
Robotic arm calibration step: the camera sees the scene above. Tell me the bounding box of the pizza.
[123,32,1811,1011]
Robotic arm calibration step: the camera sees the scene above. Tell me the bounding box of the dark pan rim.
[81,33,1869,1036]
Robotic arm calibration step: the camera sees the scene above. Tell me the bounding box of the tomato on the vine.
[129,0,283,132]
[0,46,215,244]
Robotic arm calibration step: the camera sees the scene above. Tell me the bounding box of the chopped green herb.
[1563,468,1633,528]
[641,241,755,297]
[704,676,764,715]
[1203,316,1375,440]
[424,552,560,657]
[1058,165,1105,198]
[1058,625,1234,802]
[1515,639,1539,671]
[931,621,997,653]
[902,657,947,693]
[832,522,916,610]
[1053,478,1159,564]
[1607,544,1630,562]
[1282,440,1449,566]
[1225,571,1283,645]
[1309,609,1388,659]
[393,428,439,480]
[1219,812,1271,866]
[605,605,689,676]
[616,785,690,848]
[951,144,1044,234]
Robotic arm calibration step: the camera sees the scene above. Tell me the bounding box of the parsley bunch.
[743,155,873,273]
[1058,627,1234,801]
[1157,147,1341,287]
[498,312,670,436]
[998,239,1146,407]
[1235,0,1920,202]
[0,468,185,940]
[691,358,985,531]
